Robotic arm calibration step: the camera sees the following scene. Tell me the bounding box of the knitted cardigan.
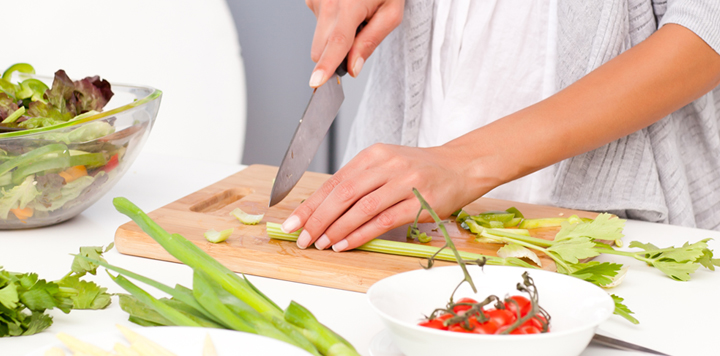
[342,0,720,230]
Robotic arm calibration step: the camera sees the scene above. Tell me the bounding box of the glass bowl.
[367,266,614,356]
[0,78,161,229]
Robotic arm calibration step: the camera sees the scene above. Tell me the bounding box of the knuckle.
[375,210,396,229]
[294,203,315,220]
[321,176,342,196]
[327,31,350,46]
[305,214,325,232]
[365,143,390,160]
[336,181,356,202]
[358,38,381,53]
[358,194,380,215]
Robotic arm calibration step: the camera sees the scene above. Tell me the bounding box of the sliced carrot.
[59,165,88,183]
[11,206,33,220]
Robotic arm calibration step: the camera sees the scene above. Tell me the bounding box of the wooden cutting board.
[115,164,598,293]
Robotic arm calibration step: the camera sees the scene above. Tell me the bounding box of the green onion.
[108,273,201,327]
[111,197,357,356]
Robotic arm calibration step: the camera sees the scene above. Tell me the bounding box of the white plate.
[25,326,313,356]
[369,329,404,356]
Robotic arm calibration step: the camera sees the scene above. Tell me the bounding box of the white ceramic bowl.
[367,266,614,356]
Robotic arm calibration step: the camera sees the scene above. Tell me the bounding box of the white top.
[418,0,558,205]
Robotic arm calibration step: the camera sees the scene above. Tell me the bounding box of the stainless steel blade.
[590,334,671,355]
[269,74,344,207]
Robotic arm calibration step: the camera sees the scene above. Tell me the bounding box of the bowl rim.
[366,265,615,340]
[0,77,162,140]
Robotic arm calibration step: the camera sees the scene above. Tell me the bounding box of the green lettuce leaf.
[0,175,39,219]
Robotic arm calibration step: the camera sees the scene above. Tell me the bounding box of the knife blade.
[269,73,344,207]
[590,334,671,355]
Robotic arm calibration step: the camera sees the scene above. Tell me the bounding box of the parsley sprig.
[0,244,113,337]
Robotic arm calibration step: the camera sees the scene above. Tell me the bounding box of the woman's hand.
[305,0,404,88]
[280,143,494,251]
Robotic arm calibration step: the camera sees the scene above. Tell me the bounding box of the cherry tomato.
[469,318,499,335]
[485,308,516,327]
[504,295,531,318]
[521,315,547,330]
[519,325,541,334]
[448,324,475,333]
[418,318,446,330]
[436,313,454,322]
[496,325,527,335]
[452,297,478,314]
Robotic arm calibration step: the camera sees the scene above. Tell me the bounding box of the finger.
[332,199,422,252]
[309,12,365,87]
[310,4,337,63]
[346,3,404,77]
[314,178,412,250]
[300,169,390,249]
[281,145,382,237]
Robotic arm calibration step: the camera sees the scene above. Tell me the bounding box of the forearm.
[445,24,720,195]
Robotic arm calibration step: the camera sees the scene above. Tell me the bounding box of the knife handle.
[334,21,368,77]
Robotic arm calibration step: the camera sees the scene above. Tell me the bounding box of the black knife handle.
[335,21,367,77]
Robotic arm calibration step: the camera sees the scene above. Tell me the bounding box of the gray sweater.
[343,0,720,230]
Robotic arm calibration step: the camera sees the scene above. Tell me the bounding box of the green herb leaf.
[611,294,638,324]
[555,213,624,242]
[568,262,623,286]
[547,237,600,264]
[56,275,111,310]
[70,245,108,277]
[651,261,699,281]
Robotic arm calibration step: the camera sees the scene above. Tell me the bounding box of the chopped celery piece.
[204,228,233,243]
[231,208,264,225]
[1,106,25,124]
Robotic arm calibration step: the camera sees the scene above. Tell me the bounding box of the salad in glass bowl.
[0,63,161,229]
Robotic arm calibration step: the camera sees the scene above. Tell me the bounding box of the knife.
[268,70,344,207]
[591,334,671,355]
[269,23,366,207]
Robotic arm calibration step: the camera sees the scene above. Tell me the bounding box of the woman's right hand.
[305,0,404,88]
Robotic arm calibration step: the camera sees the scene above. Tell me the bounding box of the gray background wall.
[227,0,372,173]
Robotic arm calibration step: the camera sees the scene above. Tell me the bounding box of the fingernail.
[352,57,364,76]
[332,239,349,252]
[297,230,312,249]
[309,70,324,88]
[314,234,331,250]
[281,215,300,233]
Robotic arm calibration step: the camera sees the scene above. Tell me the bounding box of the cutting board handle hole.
[189,187,255,213]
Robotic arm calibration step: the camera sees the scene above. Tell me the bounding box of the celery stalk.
[265,222,535,268]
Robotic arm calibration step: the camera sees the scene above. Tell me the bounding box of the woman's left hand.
[280,143,494,251]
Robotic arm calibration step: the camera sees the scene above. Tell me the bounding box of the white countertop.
[1,151,718,356]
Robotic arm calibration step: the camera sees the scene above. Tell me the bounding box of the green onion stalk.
[110,197,359,356]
